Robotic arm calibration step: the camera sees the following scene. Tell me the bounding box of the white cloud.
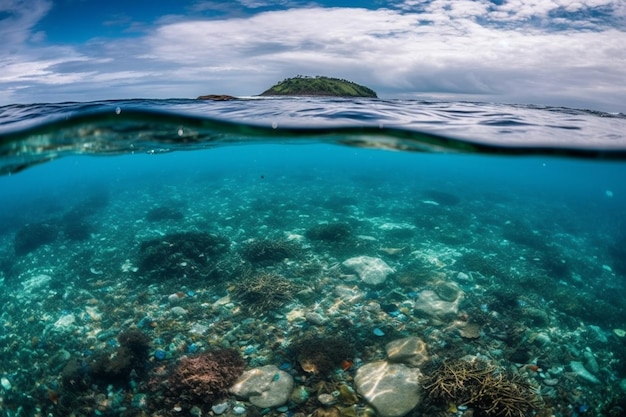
[0,0,52,48]
[0,1,625,111]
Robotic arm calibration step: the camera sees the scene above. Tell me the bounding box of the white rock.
[1,376,12,390]
[230,365,294,408]
[212,402,229,414]
[414,290,463,321]
[305,312,326,325]
[54,314,76,329]
[570,361,600,384]
[170,306,187,316]
[385,337,429,367]
[355,361,422,417]
[342,256,394,285]
[583,350,600,374]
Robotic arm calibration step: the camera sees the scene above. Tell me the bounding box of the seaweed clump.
[233,272,296,314]
[163,349,245,411]
[290,336,353,376]
[422,358,542,417]
[137,231,230,281]
[89,329,150,385]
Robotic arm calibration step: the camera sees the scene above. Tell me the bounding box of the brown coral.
[165,349,245,410]
[233,272,296,314]
[422,358,542,417]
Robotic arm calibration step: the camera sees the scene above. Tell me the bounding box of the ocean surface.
[1,98,626,417]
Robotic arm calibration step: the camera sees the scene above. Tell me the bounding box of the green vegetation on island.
[260,75,377,98]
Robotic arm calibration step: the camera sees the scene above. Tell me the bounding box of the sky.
[1,0,625,111]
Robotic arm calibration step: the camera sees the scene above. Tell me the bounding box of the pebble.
[168,293,182,303]
[543,378,559,386]
[373,328,385,337]
[290,386,310,404]
[170,306,187,316]
[318,393,336,405]
[233,405,247,414]
[456,272,470,281]
[305,312,326,325]
[583,349,600,374]
[154,349,167,360]
[533,332,551,346]
[130,393,148,408]
[1,376,12,390]
[212,402,229,414]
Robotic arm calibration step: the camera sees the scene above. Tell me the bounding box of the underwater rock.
[433,281,462,302]
[583,349,600,374]
[414,289,463,321]
[230,365,294,408]
[355,361,422,417]
[290,385,310,404]
[14,221,59,256]
[342,256,394,285]
[212,402,229,414]
[570,361,600,384]
[170,306,187,316]
[305,311,327,325]
[385,337,429,367]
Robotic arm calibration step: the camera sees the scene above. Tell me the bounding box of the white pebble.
[212,402,229,415]
[233,405,246,415]
[1,377,11,390]
[170,306,187,316]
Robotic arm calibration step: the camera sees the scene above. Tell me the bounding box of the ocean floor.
[0,149,625,417]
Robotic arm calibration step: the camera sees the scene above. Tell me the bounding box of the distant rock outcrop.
[197,94,238,101]
[260,75,377,98]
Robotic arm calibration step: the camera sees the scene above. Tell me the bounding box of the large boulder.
[385,337,429,367]
[230,365,294,408]
[355,361,423,417]
[414,285,463,321]
[342,256,394,285]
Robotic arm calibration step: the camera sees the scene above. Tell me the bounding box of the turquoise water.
[1,99,626,417]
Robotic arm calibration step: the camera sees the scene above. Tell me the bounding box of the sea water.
[0,98,625,417]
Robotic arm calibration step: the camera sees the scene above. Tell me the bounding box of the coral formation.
[233,272,296,314]
[146,205,184,222]
[163,349,245,411]
[290,336,353,376]
[137,231,230,281]
[241,238,299,264]
[456,251,507,278]
[422,358,542,417]
[62,219,94,241]
[306,223,352,242]
[14,222,59,256]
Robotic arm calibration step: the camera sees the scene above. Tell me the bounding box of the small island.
[260,75,377,98]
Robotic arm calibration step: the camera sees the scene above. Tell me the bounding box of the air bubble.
[115,107,121,115]
[177,128,184,136]
[271,121,278,129]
